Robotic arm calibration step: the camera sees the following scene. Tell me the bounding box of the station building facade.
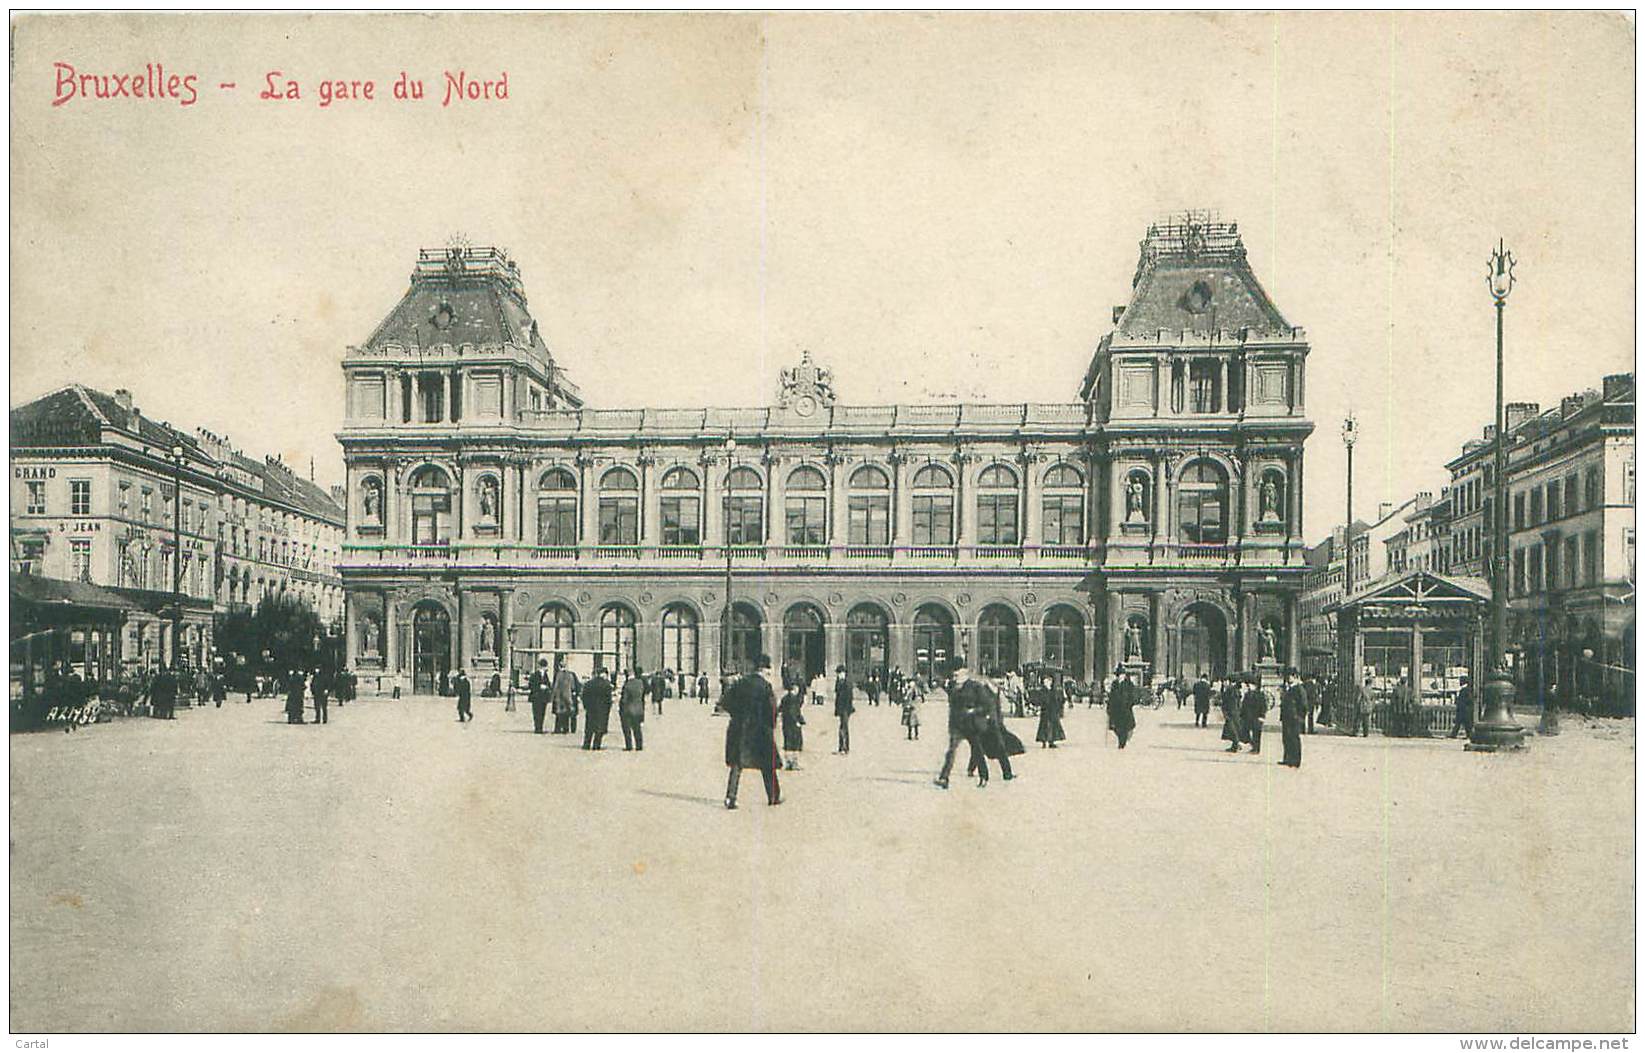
[337,218,1314,694]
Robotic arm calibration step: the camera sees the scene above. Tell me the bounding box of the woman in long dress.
[1033,674,1065,748]
[779,683,806,770]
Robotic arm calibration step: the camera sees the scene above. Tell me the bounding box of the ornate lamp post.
[719,435,737,681]
[1342,414,1358,595]
[1470,239,1527,750]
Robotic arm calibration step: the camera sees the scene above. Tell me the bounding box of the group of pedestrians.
[1214,667,1308,767]
[522,656,663,752]
[283,666,347,726]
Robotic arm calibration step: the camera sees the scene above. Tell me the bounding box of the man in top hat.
[1106,665,1139,749]
[1220,675,1245,751]
[935,660,993,788]
[1241,673,1269,754]
[833,665,855,754]
[722,654,782,808]
[528,657,553,734]
[452,667,472,723]
[1449,674,1475,739]
[1279,666,1305,768]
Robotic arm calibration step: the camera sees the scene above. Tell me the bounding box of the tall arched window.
[1177,460,1229,545]
[977,604,1019,674]
[912,464,955,546]
[976,464,1020,545]
[1043,605,1085,675]
[785,466,828,546]
[661,604,699,676]
[658,466,701,546]
[599,467,639,546]
[848,465,891,546]
[537,467,578,546]
[725,466,765,546]
[539,603,576,652]
[409,466,453,545]
[1042,464,1084,545]
[727,603,762,675]
[600,605,637,672]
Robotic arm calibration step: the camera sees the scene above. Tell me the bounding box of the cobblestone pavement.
[9,692,1634,1032]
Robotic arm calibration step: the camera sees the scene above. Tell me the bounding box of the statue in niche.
[479,616,496,655]
[362,616,380,655]
[1124,620,1146,660]
[1259,476,1282,523]
[1125,475,1148,523]
[478,477,499,523]
[1259,621,1279,661]
[362,478,382,523]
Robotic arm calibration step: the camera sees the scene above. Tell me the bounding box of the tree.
[216,593,324,677]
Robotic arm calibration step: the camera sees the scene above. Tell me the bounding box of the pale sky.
[10,12,1636,541]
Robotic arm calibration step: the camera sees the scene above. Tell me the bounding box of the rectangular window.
[1586,466,1602,509]
[16,538,44,575]
[598,498,639,545]
[536,497,578,546]
[1188,361,1221,413]
[660,496,701,546]
[1041,495,1084,546]
[70,538,91,583]
[1514,493,1525,532]
[848,496,890,546]
[1546,481,1561,521]
[25,481,45,515]
[1586,529,1600,584]
[785,496,827,546]
[1530,489,1543,524]
[1627,460,1637,504]
[118,484,130,516]
[1545,539,1559,589]
[911,495,954,546]
[976,494,1019,545]
[1528,545,1543,594]
[1514,548,1526,596]
[70,479,91,516]
[725,496,764,545]
[1565,536,1579,589]
[1565,473,1580,517]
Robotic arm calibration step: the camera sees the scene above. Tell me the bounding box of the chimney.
[1415,491,1432,510]
[1603,373,1632,401]
[1483,424,1497,442]
[114,388,133,412]
[1505,402,1538,431]
[1378,501,1394,521]
[1562,395,1584,418]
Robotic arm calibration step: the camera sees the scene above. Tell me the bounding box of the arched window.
[727,602,763,675]
[912,604,955,681]
[537,467,578,546]
[540,603,576,652]
[976,464,1020,546]
[1042,464,1084,545]
[849,465,891,546]
[599,467,640,546]
[600,605,637,672]
[1176,460,1229,545]
[977,604,1019,675]
[660,467,701,546]
[661,604,700,676]
[846,603,890,686]
[1043,606,1085,676]
[408,466,452,545]
[912,464,955,546]
[725,466,764,546]
[785,466,828,546]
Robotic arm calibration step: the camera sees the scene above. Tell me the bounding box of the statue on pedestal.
[1125,476,1148,523]
[1259,477,1281,523]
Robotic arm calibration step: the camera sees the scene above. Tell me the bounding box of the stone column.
[1153,453,1168,545]
[1021,450,1041,548]
[1289,449,1304,543]
[344,592,359,667]
[701,453,722,550]
[1149,592,1164,677]
[1285,592,1301,669]
[499,587,515,682]
[766,451,785,546]
[515,459,528,543]
[638,452,657,551]
[825,618,846,677]
[892,454,913,550]
[452,465,465,542]
[1411,621,1424,706]
[578,455,596,546]
[384,593,399,675]
[954,450,972,547]
[1107,453,1123,537]
[455,589,466,672]
[829,451,848,547]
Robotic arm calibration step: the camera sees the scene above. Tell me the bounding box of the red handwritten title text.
[261,70,508,107]
[53,62,200,107]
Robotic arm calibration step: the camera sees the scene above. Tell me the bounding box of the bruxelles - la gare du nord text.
[51,63,509,108]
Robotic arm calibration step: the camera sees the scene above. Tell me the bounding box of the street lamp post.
[1342,415,1358,596]
[169,443,185,673]
[1471,239,1527,750]
[719,436,737,682]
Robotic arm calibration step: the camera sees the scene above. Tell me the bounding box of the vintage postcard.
[7,10,1637,1037]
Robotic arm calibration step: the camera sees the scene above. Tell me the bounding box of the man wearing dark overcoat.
[550,656,578,734]
[1279,667,1305,767]
[619,665,648,750]
[1220,677,1244,751]
[934,661,992,788]
[1106,667,1138,749]
[1241,673,1269,754]
[722,655,781,808]
[453,668,472,723]
[1191,674,1213,728]
[1302,674,1321,734]
[1448,675,1475,739]
[833,666,855,754]
[529,657,553,734]
[580,667,613,750]
[283,669,305,725]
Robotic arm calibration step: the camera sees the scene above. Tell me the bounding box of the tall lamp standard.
[1471,239,1528,750]
[1342,414,1358,596]
[169,443,186,673]
[719,436,738,682]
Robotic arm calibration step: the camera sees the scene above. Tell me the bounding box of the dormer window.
[431,303,455,331]
[1184,280,1213,313]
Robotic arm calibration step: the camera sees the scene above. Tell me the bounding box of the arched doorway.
[1042,605,1085,677]
[977,604,1019,676]
[783,604,826,686]
[412,603,451,694]
[600,605,637,674]
[846,604,890,688]
[726,603,762,676]
[913,604,954,681]
[1178,603,1227,681]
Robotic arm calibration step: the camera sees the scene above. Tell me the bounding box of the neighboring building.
[1298,520,1369,678]
[338,216,1314,694]
[1503,373,1635,707]
[1444,401,1540,578]
[1386,490,1448,577]
[9,385,345,677]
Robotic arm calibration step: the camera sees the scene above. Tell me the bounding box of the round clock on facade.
[794,394,818,417]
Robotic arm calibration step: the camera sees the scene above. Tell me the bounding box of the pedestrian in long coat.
[833,666,855,754]
[551,660,579,734]
[968,680,1020,779]
[1449,676,1476,739]
[580,668,613,750]
[1033,674,1065,747]
[529,658,553,734]
[1278,667,1305,767]
[1106,668,1138,748]
[723,656,781,808]
[284,670,306,725]
[779,684,806,769]
[1191,674,1213,728]
[1219,678,1244,751]
[619,666,648,751]
[453,668,472,723]
[1241,675,1270,754]
[936,663,995,788]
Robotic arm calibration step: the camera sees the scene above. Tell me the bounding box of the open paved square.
[9,693,1634,1032]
